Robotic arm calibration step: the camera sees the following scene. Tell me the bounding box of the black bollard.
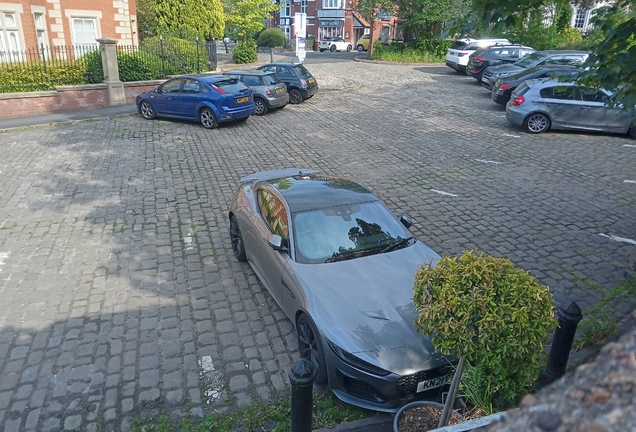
[539,301,583,386]
[289,359,317,432]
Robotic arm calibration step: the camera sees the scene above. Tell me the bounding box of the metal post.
[289,359,317,432]
[539,301,583,386]
[196,36,200,74]
[438,356,465,428]
[160,35,165,79]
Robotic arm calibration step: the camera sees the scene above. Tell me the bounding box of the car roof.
[185,74,235,84]
[532,50,589,55]
[484,43,533,49]
[224,69,275,76]
[261,62,301,67]
[252,171,379,213]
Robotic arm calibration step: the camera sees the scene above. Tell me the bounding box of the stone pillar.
[96,37,126,106]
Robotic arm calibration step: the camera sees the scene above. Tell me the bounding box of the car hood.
[292,241,445,373]
[487,63,524,74]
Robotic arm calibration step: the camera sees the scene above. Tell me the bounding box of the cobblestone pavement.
[1,62,635,431]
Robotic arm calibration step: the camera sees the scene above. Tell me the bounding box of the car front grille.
[396,367,450,397]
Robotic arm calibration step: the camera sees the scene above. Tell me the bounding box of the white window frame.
[301,0,308,14]
[322,0,341,9]
[573,9,588,29]
[0,7,24,63]
[283,0,291,17]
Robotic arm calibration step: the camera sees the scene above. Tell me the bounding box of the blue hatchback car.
[136,75,255,129]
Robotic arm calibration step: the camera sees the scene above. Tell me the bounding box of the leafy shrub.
[0,59,91,92]
[141,36,207,75]
[371,42,444,63]
[413,250,556,409]
[232,39,258,64]
[555,4,574,32]
[84,50,104,83]
[557,27,584,49]
[416,38,453,59]
[257,28,287,48]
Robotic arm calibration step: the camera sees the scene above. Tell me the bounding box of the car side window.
[564,55,586,65]
[160,78,181,93]
[277,67,292,77]
[243,75,262,87]
[580,88,609,104]
[257,190,289,238]
[182,79,200,94]
[541,86,577,100]
[260,66,275,74]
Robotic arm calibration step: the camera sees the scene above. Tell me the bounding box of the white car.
[319,37,352,52]
[445,38,510,73]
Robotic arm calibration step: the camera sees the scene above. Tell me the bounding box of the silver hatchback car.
[223,69,289,115]
[506,78,636,139]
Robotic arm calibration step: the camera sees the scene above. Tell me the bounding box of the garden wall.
[0,80,164,121]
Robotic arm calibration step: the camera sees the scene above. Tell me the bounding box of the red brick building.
[0,0,137,56]
[269,0,400,50]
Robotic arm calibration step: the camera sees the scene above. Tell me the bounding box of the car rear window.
[515,82,531,96]
[213,78,248,94]
[262,73,281,85]
[471,47,488,57]
[294,64,312,76]
[450,41,468,49]
[514,51,544,68]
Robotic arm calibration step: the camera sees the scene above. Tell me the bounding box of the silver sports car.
[228,168,453,412]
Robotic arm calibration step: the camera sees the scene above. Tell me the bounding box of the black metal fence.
[0,38,218,94]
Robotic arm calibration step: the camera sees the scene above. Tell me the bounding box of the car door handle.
[546,103,558,107]
[283,282,295,299]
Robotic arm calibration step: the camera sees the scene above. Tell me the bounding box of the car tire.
[357,45,364,52]
[524,113,551,134]
[199,107,218,129]
[289,89,303,104]
[330,45,336,52]
[229,215,247,262]
[297,313,327,385]
[139,101,156,120]
[320,49,325,52]
[346,44,352,52]
[254,98,268,116]
[629,124,636,140]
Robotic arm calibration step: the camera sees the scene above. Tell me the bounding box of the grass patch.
[129,391,372,432]
[370,43,443,63]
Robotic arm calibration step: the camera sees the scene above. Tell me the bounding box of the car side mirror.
[400,215,412,229]
[268,235,284,251]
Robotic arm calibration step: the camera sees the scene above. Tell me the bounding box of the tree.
[397,0,471,40]
[224,0,282,43]
[354,0,397,58]
[137,0,157,41]
[470,0,636,108]
[155,0,224,40]
[257,28,287,62]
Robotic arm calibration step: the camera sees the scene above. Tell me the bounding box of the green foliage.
[137,0,158,41]
[155,0,225,40]
[416,38,453,59]
[232,39,258,64]
[458,361,495,415]
[371,42,445,62]
[141,36,208,76]
[555,3,573,32]
[224,0,281,42]
[557,27,583,48]
[397,0,472,40]
[0,56,95,92]
[257,28,287,48]
[413,250,556,407]
[574,309,618,350]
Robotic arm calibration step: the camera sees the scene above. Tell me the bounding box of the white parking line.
[475,159,502,165]
[599,233,636,246]
[430,189,458,197]
[0,252,8,272]
[199,356,224,403]
[624,180,636,184]
[623,144,636,147]
[503,133,520,138]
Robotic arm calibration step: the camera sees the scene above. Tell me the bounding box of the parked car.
[319,37,352,52]
[481,50,589,90]
[136,75,254,129]
[466,44,535,81]
[257,62,319,104]
[506,78,636,138]
[223,69,289,115]
[445,37,510,73]
[229,168,453,412]
[356,34,370,52]
[491,65,579,105]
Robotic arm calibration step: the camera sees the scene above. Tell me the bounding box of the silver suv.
[506,78,636,138]
[223,70,289,115]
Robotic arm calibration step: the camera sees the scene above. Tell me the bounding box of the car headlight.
[327,339,391,376]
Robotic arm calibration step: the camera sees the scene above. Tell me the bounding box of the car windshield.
[262,73,281,85]
[514,51,544,68]
[212,78,248,94]
[294,64,312,76]
[293,201,413,264]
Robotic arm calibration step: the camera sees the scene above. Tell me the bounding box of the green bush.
[371,42,444,63]
[413,250,556,410]
[557,27,584,49]
[416,38,453,59]
[141,36,207,75]
[84,50,104,83]
[257,28,286,48]
[0,59,91,92]
[232,39,258,64]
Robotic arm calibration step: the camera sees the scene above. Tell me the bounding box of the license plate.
[275,87,284,93]
[416,375,451,393]
[450,51,455,55]
[494,82,500,89]
[308,78,315,84]
[236,97,248,103]
[467,65,474,70]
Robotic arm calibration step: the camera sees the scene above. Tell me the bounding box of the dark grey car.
[223,69,289,115]
[228,168,453,412]
[506,78,636,138]
[482,50,588,90]
[256,62,319,104]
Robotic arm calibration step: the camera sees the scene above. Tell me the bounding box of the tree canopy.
[155,0,225,40]
[224,0,282,42]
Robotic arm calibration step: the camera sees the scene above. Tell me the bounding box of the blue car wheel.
[199,107,218,129]
[139,101,155,120]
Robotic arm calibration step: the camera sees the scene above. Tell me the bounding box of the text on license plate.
[416,375,451,393]
[308,78,315,84]
[236,97,248,103]
[276,88,284,93]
